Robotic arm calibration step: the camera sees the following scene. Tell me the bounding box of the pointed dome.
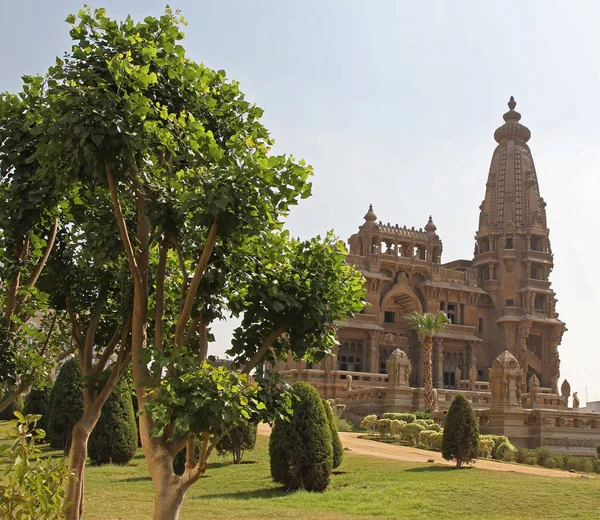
[425,215,437,233]
[494,96,531,144]
[364,204,377,223]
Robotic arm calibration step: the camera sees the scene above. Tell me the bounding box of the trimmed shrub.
[414,411,431,420]
[524,455,538,466]
[403,423,425,446]
[376,419,392,437]
[578,458,593,473]
[441,394,479,467]
[216,422,258,464]
[545,457,557,469]
[419,430,435,448]
[382,412,415,423]
[496,441,516,462]
[269,382,333,492]
[390,419,406,438]
[429,431,443,450]
[413,419,435,428]
[88,369,138,465]
[46,359,84,453]
[323,401,343,469]
[592,459,600,474]
[597,444,600,459]
[478,437,495,458]
[515,447,532,464]
[489,435,509,459]
[534,448,552,467]
[0,392,24,421]
[23,386,53,428]
[360,414,378,434]
[425,423,442,432]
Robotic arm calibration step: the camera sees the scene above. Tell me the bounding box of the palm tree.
[405,311,450,411]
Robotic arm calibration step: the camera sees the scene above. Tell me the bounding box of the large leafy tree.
[406,311,450,411]
[37,7,364,520]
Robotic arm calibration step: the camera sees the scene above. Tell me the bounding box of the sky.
[1,1,600,403]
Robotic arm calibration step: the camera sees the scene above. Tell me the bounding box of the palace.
[274,99,600,455]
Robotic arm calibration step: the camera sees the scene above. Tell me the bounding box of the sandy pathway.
[258,423,587,479]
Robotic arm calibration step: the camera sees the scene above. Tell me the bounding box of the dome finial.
[508,96,516,111]
[364,204,377,222]
[425,215,437,233]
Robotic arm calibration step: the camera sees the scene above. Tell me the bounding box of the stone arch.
[380,286,423,322]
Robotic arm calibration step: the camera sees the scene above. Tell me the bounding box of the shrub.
[216,422,258,464]
[403,423,425,446]
[425,423,441,432]
[0,393,24,421]
[325,399,351,432]
[414,411,431,420]
[390,419,406,438]
[496,441,516,462]
[46,359,84,453]
[382,412,415,423]
[592,459,600,474]
[360,414,378,434]
[577,458,593,473]
[478,437,495,458]
[524,455,538,466]
[597,444,600,459]
[323,401,343,469]
[23,386,53,428]
[88,369,138,465]
[419,430,435,448]
[269,382,333,491]
[413,419,435,428]
[534,448,552,467]
[545,457,557,469]
[376,419,392,437]
[515,447,531,464]
[441,394,479,467]
[489,435,509,459]
[429,431,443,450]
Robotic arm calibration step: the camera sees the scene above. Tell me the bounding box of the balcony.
[519,278,551,291]
[522,249,553,264]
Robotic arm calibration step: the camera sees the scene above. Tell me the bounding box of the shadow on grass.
[119,476,152,483]
[194,486,289,500]
[405,465,473,473]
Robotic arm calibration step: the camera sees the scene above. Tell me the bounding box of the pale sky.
[2,1,600,403]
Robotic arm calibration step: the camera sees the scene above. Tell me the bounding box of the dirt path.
[257,423,586,479]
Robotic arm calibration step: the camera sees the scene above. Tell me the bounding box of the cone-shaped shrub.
[323,400,343,469]
[88,369,138,465]
[441,394,479,467]
[269,382,333,491]
[0,392,24,421]
[23,385,53,428]
[216,422,258,464]
[46,358,83,453]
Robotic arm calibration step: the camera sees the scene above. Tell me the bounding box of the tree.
[323,400,343,469]
[36,7,364,519]
[88,368,138,465]
[269,382,333,491]
[46,358,84,452]
[440,394,479,467]
[23,383,53,428]
[216,422,257,464]
[406,311,450,411]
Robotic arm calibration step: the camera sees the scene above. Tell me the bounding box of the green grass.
[2,421,600,519]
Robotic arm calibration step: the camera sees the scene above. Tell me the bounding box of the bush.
[376,419,392,437]
[441,394,479,467]
[592,459,600,474]
[597,444,600,459]
[496,441,516,462]
[414,411,431,420]
[88,369,138,465]
[0,392,24,421]
[419,430,435,448]
[23,386,53,428]
[524,455,538,466]
[478,437,495,458]
[515,447,532,464]
[545,457,557,469]
[403,423,425,446]
[269,382,333,491]
[323,401,343,469]
[325,399,351,432]
[216,422,258,464]
[382,412,415,423]
[413,419,435,428]
[489,435,509,459]
[360,414,378,434]
[390,419,405,438]
[425,423,441,432]
[46,359,84,453]
[534,448,553,467]
[429,431,443,450]
[578,458,593,473]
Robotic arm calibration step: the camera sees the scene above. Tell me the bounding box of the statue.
[572,391,580,409]
[346,374,353,391]
[489,351,522,408]
[386,348,411,387]
[561,379,571,398]
[529,373,540,406]
[469,365,477,387]
[455,366,462,387]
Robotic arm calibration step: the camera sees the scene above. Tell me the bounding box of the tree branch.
[105,161,142,286]
[95,315,131,375]
[174,219,218,347]
[154,241,168,353]
[182,314,203,347]
[25,215,59,289]
[83,287,108,379]
[4,234,30,330]
[242,326,286,375]
[184,435,197,471]
[65,297,84,354]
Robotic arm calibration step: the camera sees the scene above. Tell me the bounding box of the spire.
[494,96,531,144]
[425,215,437,233]
[364,204,377,223]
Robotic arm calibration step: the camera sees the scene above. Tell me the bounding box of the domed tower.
[473,97,565,390]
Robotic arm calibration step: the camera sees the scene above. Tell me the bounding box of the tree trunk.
[0,382,27,414]
[152,479,185,520]
[423,338,433,411]
[65,421,92,520]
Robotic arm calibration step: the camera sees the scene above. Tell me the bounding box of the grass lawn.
[2,421,600,519]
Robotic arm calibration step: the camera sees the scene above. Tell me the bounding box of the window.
[530,236,544,251]
[527,335,542,358]
[506,299,514,307]
[447,303,456,324]
[535,294,546,312]
[478,318,483,334]
[505,237,514,249]
[384,311,395,323]
[440,301,446,312]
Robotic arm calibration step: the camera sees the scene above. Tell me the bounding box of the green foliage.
[376,418,392,437]
[325,399,351,432]
[488,435,510,459]
[390,419,406,438]
[23,385,53,428]
[0,412,74,519]
[405,312,450,341]
[441,394,479,467]
[216,422,258,464]
[382,412,415,423]
[534,448,552,467]
[88,370,138,465]
[596,444,600,459]
[323,401,343,469]
[46,358,83,453]
[414,411,432,420]
[269,382,333,491]
[496,441,516,462]
[429,431,443,450]
[515,447,531,464]
[0,392,24,421]
[403,422,425,446]
[478,437,495,458]
[360,414,377,434]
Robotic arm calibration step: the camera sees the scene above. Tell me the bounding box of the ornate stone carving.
[455,366,462,386]
[529,373,540,406]
[561,379,571,399]
[386,348,412,387]
[544,438,599,448]
[346,374,353,391]
[572,391,580,409]
[490,350,523,408]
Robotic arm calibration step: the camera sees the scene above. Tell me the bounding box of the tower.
[473,97,565,389]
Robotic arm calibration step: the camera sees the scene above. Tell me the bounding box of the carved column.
[434,337,444,389]
[368,331,381,374]
[500,322,517,354]
[516,321,531,391]
[467,340,478,381]
[548,326,563,389]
